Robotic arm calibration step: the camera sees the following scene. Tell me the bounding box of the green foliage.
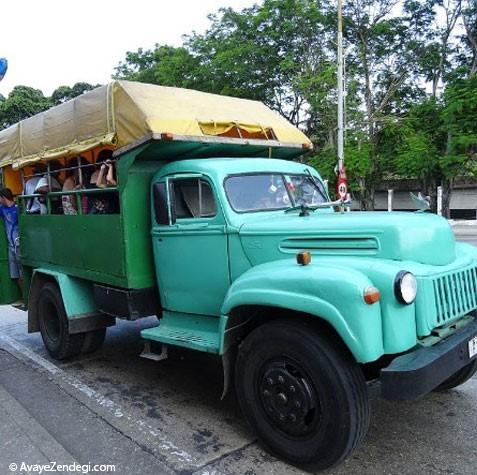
[0,86,52,129]
[1,0,476,214]
[113,45,203,90]
[442,74,477,177]
[51,82,96,105]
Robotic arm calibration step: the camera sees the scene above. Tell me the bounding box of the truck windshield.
[224,173,328,213]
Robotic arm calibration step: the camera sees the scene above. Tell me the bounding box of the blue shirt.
[0,204,19,248]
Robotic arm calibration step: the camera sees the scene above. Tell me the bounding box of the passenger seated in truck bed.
[88,150,119,214]
[24,163,46,214]
[62,156,89,215]
[35,160,62,214]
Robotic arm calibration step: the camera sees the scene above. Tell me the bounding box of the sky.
[0,0,257,97]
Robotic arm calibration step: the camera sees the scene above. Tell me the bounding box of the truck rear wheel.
[38,282,84,360]
[235,320,369,471]
[436,359,477,391]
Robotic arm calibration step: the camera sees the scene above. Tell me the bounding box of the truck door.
[0,226,21,304]
[151,174,230,316]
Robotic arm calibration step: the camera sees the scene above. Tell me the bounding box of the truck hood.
[238,211,456,266]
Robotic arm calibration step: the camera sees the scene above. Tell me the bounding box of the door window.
[171,178,217,219]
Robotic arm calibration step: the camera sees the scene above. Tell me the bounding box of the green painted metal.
[21,214,126,286]
[151,175,230,316]
[121,159,164,289]
[11,142,477,365]
[32,269,98,317]
[141,156,477,363]
[237,211,456,266]
[221,259,384,363]
[19,144,162,291]
[136,139,307,162]
[140,311,227,354]
[0,227,21,304]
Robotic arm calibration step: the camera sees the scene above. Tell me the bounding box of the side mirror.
[152,182,169,225]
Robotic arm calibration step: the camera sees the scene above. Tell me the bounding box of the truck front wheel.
[436,359,477,391]
[38,282,84,360]
[235,320,370,471]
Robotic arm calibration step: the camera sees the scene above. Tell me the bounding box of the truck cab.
[0,81,476,471]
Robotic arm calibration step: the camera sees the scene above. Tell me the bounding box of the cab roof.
[156,157,320,182]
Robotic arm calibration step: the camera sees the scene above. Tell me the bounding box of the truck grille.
[432,267,477,324]
[416,264,477,336]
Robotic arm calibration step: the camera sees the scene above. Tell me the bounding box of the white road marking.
[0,334,196,466]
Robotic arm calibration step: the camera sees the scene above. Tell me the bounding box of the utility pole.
[337,0,344,172]
[335,0,349,209]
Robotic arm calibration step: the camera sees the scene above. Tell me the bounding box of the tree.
[187,0,335,131]
[51,82,96,105]
[0,86,52,129]
[113,45,202,90]
[442,74,477,180]
[339,0,429,208]
[461,0,477,75]
[420,0,462,98]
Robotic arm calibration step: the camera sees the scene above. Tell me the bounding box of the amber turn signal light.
[363,286,381,304]
[296,251,311,266]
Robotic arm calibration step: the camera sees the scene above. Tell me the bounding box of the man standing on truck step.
[0,188,22,290]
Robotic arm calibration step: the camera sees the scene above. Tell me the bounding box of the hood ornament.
[409,192,430,212]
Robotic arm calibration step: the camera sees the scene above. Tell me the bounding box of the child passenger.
[0,188,22,289]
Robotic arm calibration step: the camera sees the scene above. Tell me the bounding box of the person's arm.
[96,164,108,189]
[106,163,117,187]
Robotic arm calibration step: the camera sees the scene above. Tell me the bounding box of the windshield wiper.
[285,197,352,216]
[305,169,328,201]
[284,203,318,216]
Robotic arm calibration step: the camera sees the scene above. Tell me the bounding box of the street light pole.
[337,0,344,171]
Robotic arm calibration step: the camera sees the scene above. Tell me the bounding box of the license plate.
[469,336,477,359]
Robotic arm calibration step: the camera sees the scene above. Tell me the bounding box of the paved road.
[0,229,475,475]
[452,222,477,247]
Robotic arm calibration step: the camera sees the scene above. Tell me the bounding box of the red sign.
[336,164,348,200]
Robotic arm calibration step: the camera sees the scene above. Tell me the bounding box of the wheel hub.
[258,360,319,437]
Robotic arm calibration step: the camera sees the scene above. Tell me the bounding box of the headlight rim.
[394,271,417,305]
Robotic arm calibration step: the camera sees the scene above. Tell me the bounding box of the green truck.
[0,81,476,471]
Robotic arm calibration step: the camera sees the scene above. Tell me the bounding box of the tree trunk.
[422,176,438,213]
[358,177,374,210]
[441,178,453,219]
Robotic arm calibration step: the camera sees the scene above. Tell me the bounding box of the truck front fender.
[221,259,384,363]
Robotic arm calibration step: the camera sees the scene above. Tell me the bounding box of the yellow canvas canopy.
[0,80,311,169]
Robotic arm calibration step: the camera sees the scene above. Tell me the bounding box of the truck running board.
[140,312,224,354]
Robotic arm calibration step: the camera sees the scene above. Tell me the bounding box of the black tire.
[436,359,477,391]
[81,328,106,354]
[235,320,370,471]
[38,282,84,360]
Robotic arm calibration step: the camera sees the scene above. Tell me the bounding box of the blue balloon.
[0,58,8,81]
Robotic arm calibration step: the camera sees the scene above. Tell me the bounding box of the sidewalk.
[0,349,75,475]
[0,348,173,475]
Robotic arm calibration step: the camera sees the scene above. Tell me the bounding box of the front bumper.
[381,318,477,400]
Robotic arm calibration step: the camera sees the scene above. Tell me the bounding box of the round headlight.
[394,271,417,304]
